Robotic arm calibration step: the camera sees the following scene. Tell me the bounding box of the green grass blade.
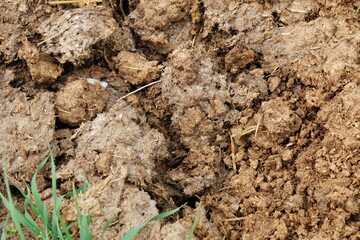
[79,215,92,240]
[1,153,26,240]
[63,180,91,198]
[18,185,41,218]
[99,220,113,240]
[0,193,42,237]
[59,216,75,240]
[186,207,201,240]
[120,203,186,240]
[14,183,45,236]
[54,195,69,240]
[23,210,43,235]
[1,214,10,240]
[51,199,61,238]
[72,184,92,240]
[49,150,65,240]
[54,223,63,240]
[356,6,360,13]
[30,156,51,232]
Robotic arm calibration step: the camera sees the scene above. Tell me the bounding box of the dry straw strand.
[48,0,102,5]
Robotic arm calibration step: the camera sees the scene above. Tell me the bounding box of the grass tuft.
[0,150,189,240]
[0,150,90,239]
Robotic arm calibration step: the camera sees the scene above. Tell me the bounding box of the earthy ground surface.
[0,0,359,239]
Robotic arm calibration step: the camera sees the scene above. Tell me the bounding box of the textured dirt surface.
[0,0,359,239]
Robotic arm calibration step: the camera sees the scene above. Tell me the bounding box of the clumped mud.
[19,39,64,84]
[55,77,109,126]
[0,0,359,239]
[37,8,117,65]
[114,51,163,85]
[0,70,55,182]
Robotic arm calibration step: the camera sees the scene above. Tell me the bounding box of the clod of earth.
[18,39,63,84]
[55,78,109,127]
[114,51,163,85]
[37,8,117,65]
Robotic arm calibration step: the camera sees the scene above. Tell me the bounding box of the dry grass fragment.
[222,217,247,222]
[117,80,161,101]
[48,0,102,5]
[229,130,237,172]
[229,121,262,173]
[230,127,256,173]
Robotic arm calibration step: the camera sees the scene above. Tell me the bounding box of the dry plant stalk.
[48,0,102,5]
[222,217,247,222]
[229,130,237,172]
[117,80,161,101]
[230,124,261,173]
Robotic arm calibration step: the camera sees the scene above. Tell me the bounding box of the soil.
[0,0,359,239]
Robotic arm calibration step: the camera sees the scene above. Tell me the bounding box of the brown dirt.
[1,0,359,239]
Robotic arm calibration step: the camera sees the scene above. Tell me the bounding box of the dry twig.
[48,0,102,5]
[117,80,161,101]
